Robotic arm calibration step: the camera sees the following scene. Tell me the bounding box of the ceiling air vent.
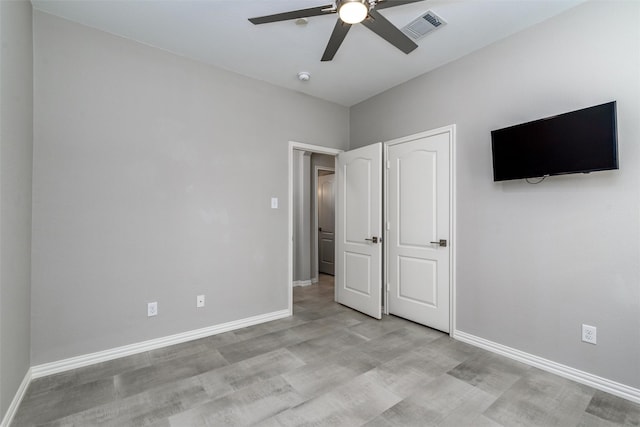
[402,11,446,41]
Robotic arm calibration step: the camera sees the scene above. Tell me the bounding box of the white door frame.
[383,125,457,335]
[288,141,341,315]
[313,165,335,283]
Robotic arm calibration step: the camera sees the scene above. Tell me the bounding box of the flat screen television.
[491,101,618,182]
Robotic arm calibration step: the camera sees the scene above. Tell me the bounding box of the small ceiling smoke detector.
[297,72,311,81]
[295,18,308,26]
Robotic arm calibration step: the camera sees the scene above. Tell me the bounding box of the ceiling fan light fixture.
[338,0,368,24]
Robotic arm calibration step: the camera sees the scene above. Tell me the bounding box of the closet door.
[387,130,451,332]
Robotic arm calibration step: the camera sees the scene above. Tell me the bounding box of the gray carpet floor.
[12,274,640,426]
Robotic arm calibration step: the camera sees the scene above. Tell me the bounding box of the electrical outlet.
[582,324,596,344]
[147,301,158,317]
[196,295,205,308]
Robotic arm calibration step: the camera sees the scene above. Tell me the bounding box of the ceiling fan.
[249,0,425,61]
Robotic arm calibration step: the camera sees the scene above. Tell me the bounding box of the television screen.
[491,101,618,182]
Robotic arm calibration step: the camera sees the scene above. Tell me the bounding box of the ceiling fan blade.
[375,0,425,11]
[321,20,352,61]
[362,9,418,54]
[249,5,335,25]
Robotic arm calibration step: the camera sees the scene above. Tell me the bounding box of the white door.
[336,143,383,319]
[387,130,451,332]
[318,173,335,275]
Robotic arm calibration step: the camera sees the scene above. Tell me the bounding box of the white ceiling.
[31,0,585,106]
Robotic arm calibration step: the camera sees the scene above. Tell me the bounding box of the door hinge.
[386,161,391,169]
[386,222,390,230]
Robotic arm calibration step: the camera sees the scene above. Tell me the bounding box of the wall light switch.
[271,197,278,209]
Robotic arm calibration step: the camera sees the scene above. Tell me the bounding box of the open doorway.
[288,142,341,314]
[292,153,334,284]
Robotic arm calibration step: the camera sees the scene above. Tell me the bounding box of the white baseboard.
[453,329,640,404]
[0,368,32,427]
[293,280,313,287]
[31,309,290,379]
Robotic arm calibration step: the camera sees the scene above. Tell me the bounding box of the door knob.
[430,239,447,247]
[365,236,379,244]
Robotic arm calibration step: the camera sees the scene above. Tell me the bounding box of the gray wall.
[32,11,348,365]
[0,0,33,417]
[350,1,640,388]
[292,150,311,282]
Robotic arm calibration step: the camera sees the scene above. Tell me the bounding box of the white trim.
[313,164,335,281]
[288,141,342,315]
[0,368,32,427]
[31,309,289,379]
[383,142,389,316]
[382,125,457,334]
[293,280,313,287]
[453,330,640,404]
[450,125,457,334]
